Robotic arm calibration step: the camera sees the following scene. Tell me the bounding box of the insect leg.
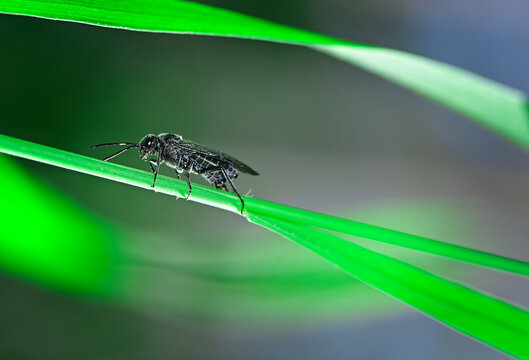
[152,151,162,188]
[184,165,193,200]
[149,161,156,173]
[221,168,245,214]
[174,170,181,180]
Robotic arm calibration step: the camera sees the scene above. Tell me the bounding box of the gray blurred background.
[1,0,529,359]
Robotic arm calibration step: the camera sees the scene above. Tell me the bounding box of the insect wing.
[177,139,259,175]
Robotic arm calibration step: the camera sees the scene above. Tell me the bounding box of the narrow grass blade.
[1,133,529,278]
[2,133,529,355]
[248,213,529,359]
[246,197,529,277]
[0,154,409,324]
[0,155,403,322]
[1,0,528,150]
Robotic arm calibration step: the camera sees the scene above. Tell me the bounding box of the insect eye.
[147,141,152,146]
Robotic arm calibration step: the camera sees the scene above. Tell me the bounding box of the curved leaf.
[249,214,529,360]
[1,0,528,149]
[1,135,529,356]
[0,155,407,323]
[1,133,528,277]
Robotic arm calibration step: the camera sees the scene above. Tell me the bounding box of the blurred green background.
[1,0,529,359]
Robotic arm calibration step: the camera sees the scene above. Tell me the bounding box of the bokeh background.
[1,0,529,359]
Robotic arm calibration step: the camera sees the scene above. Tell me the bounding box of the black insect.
[90,133,258,213]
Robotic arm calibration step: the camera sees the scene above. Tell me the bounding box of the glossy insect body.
[91,133,258,213]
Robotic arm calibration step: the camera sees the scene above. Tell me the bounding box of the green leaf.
[1,136,529,356]
[0,156,472,323]
[1,0,528,150]
[249,214,529,359]
[0,154,410,323]
[1,133,528,276]
[123,200,472,323]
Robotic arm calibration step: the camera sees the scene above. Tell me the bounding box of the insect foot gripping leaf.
[91,133,259,214]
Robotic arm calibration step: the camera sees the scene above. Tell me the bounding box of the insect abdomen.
[203,167,238,187]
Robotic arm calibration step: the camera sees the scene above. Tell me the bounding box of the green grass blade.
[248,213,529,359]
[1,133,528,278]
[0,155,406,323]
[0,153,415,323]
[2,134,529,355]
[1,0,528,150]
[313,45,529,150]
[247,197,529,277]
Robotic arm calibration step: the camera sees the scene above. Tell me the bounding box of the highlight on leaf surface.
[0,0,528,151]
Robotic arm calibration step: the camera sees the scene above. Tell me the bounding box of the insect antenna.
[90,142,139,161]
[90,142,139,148]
